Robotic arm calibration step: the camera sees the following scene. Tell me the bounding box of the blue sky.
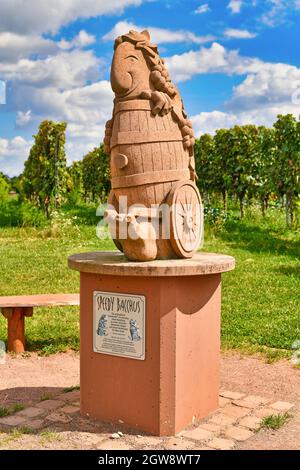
[0,0,300,175]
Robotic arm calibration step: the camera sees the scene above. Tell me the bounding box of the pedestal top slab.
[68,251,235,277]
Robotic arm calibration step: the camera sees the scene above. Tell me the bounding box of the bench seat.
[0,294,80,354]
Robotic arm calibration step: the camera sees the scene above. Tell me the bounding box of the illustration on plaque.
[129,319,142,342]
[93,291,145,360]
[97,314,108,336]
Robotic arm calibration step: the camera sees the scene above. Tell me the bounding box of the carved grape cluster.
[104,118,113,155]
[150,61,177,98]
[137,40,195,152]
[178,116,195,151]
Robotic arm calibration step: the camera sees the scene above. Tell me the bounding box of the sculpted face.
[111,41,151,99]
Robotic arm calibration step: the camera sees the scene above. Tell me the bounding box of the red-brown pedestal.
[68,251,235,436]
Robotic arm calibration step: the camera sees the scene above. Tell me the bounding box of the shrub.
[0,175,9,204]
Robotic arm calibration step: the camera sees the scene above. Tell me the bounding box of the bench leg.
[7,307,25,354]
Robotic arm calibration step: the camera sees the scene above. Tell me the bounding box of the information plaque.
[93,291,145,360]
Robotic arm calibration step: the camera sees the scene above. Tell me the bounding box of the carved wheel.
[166,180,203,258]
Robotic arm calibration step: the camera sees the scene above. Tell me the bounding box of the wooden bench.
[0,294,80,354]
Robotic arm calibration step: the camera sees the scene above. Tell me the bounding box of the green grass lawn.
[0,204,299,358]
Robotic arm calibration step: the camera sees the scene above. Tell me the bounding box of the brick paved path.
[0,352,299,450]
[0,387,295,450]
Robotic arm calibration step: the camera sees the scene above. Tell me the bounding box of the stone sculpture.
[104,30,203,261]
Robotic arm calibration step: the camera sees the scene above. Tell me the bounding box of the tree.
[213,128,235,213]
[273,114,300,225]
[67,161,83,204]
[0,171,9,184]
[256,126,277,216]
[195,134,216,205]
[0,174,9,204]
[9,175,22,195]
[194,117,299,224]
[22,120,68,216]
[216,126,261,218]
[82,145,110,202]
[68,161,82,191]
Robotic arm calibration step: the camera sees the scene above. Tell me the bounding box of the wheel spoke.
[169,182,202,256]
[184,192,188,206]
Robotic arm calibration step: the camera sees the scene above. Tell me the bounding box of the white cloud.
[0,39,111,175]
[261,0,285,27]
[0,81,113,175]
[191,103,300,137]
[0,49,101,88]
[195,3,210,14]
[227,0,242,13]
[103,21,216,44]
[58,81,113,127]
[11,80,113,127]
[16,81,113,164]
[191,111,239,136]
[1,0,300,176]
[229,62,300,109]
[59,30,96,50]
[166,42,300,105]
[167,41,300,136]
[224,28,257,39]
[0,0,147,35]
[0,30,96,64]
[165,42,260,82]
[259,0,300,27]
[0,32,58,63]
[0,136,32,176]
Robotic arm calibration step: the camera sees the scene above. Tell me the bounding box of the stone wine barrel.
[109,99,191,209]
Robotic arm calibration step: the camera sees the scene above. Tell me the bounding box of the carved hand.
[140,90,173,116]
